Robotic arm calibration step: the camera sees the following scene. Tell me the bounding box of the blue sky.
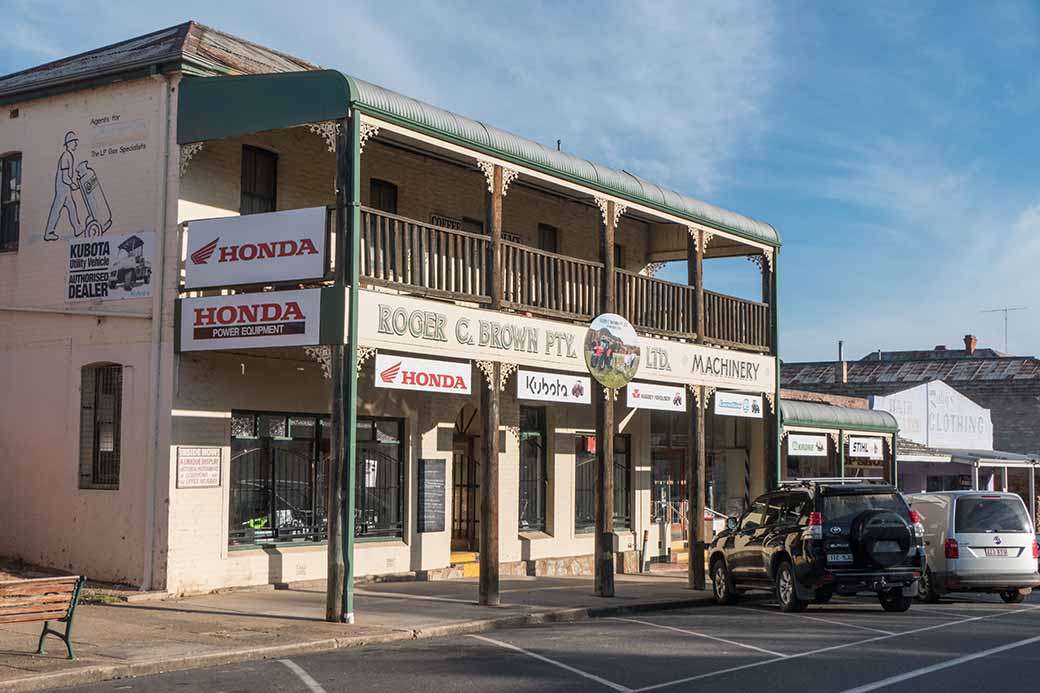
[5,1,1039,362]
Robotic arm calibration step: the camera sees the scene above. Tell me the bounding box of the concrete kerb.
[0,596,713,692]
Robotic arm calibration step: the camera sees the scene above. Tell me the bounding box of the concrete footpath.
[0,573,711,692]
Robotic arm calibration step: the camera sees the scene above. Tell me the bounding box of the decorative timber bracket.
[304,346,332,379]
[359,122,380,153]
[640,262,666,277]
[179,142,204,177]
[685,225,715,254]
[747,249,775,273]
[476,159,519,195]
[307,121,341,153]
[764,392,776,414]
[476,360,519,392]
[594,197,627,228]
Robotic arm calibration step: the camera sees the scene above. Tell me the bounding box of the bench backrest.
[0,576,83,624]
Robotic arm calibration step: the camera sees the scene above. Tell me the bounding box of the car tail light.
[909,510,924,538]
[1033,540,1039,560]
[807,512,823,540]
[945,538,959,559]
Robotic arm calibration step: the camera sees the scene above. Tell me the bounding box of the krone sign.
[788,434,828,457]
[184,207,327,289]
[374,354,472,395]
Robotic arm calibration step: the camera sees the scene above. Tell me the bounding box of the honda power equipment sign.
[714,391,763,419]
[184,207,327,289]
[66,231,155,302]
[177,288,339,352]
[626,381,686,412]
[517,369,591,404]
[374,354,471,395]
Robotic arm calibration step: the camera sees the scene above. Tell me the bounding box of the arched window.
[1,152,20,252]
[79,364,123,489]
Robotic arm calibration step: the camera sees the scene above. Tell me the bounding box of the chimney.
[964,334,977,356]
[835,340,848,384]
[934,345,947,352]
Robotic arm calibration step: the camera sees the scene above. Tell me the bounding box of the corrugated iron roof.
[782,356,1040,388]
[781,399,898,433]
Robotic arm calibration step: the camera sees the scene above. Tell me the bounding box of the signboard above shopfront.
[184,207,327,289]
[626,382,686,412]
[788,434,828,457]
[517,370,590,404]
[373,353,471,395]
[714,391,763,419]
[849,436,884,460]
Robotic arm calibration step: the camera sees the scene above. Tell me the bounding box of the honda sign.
[184,207,326,289]
[373,354,472,394]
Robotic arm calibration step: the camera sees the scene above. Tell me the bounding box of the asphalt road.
[65,592,1040,693]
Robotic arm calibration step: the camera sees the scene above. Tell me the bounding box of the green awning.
[177,70,780,248]
[781,400,898,434]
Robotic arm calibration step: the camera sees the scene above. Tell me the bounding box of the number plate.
[984,548,1009,557]
[827,553,853,564]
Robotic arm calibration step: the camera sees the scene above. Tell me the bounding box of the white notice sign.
[373,353,472,394]
[517,369,591,404]
[788,434,828,457]
[184,207,327,289]
[849,436,884,460]
[176,447,222,488]
[626,382,686,412]
[714,391,763,419]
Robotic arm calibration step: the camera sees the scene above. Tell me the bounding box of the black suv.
[708,480,924,612]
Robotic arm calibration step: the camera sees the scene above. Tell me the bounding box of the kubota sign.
[373,354,472,395]
[184,207,326,289]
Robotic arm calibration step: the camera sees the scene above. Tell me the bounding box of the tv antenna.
[981,306,1027,353]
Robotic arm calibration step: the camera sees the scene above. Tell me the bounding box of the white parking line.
[610,617,787,658]
[836,633,1040,693]
[631,604,1040,692]
[730,606,896,635]
[911,605,985,619]
[278,659,326,693]
[468,634,633,692]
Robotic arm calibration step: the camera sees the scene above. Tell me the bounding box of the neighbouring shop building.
[0,23,782,594]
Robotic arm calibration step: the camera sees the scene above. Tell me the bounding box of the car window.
[822,493,909,524]
[955,497,1031,533]
[784,493,811,525]
[764,495,787,526]
[740,500,769,531]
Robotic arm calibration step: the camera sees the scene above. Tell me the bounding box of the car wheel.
[813,586,834,604]
[879,588,912,612]
[776,561,808,612]
[712,560,738,605]
[918,569,940,603]
[1000,590,1025,604]
[124,270,135,291]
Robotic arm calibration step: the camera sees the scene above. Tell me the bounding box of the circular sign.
[583,313,641,389]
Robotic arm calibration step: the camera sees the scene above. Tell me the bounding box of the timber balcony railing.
[356,207,772,352]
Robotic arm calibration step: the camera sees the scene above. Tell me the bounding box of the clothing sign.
[184,207,327,289]
[872,381,992,450]
[177,288,329,352]
[714,391,763,419]
[176,447,221,488]
[788,434,828,457]
[66,231,155,302]
[848,436,884,460]
[626,381,686,412]
[373,353,471,394]
[517,369,591,404]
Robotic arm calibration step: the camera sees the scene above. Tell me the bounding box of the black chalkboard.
[417,458,446,533]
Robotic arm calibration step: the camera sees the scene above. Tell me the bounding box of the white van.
[907,491,1039,603]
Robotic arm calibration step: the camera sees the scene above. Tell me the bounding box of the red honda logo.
[380,361,402,383]
[191,237,219,265]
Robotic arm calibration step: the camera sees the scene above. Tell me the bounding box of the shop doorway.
[651,447,687,551]
[451,405,481,552]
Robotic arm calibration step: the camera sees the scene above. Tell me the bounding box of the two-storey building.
[0,23,782,596]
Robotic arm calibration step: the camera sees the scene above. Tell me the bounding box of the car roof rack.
[779,477,887,488]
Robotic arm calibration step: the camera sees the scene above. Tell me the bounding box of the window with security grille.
[240,146,277,215]
[0,153,20,251]
[519,407,548,532]
[79,364,123,489]
[574,434,631,533]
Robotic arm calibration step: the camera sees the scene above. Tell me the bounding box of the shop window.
[538,223,559,254]
[228,413,404,546]
[614,243,625,269]
[519,407,548,532]
[574,434,631,532]
[0,153,20,251]
[370,179,398,214]
[240,146,277,215]
[78,364,123,489]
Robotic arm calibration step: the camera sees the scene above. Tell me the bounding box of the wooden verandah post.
[479,164,504,606]
[687,229,707,591]
[594,199,618,598]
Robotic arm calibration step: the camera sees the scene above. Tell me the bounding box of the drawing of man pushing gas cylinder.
[44,130,113,241]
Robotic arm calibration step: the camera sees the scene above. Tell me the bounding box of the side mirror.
[726,517,739,531]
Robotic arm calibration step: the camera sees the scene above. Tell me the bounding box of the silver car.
[908,491,1040,603]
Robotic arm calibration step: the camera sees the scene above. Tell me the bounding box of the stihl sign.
[374,354,471,395]
[177,288,337,352]
[184,207,326,289]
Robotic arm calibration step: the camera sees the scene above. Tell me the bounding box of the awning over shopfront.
[780,400,898,434]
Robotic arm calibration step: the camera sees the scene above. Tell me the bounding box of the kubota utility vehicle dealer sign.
[184,207,326,289]
[373,354,471,395]
[177,288,330,352]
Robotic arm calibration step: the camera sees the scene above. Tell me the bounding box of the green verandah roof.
[177,70,780,248]
[780,400,899,434]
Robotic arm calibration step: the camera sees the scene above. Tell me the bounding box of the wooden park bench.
[0,576,86,659]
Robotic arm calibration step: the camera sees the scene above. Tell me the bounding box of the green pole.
[772,248,782,489]
[343,111,361,623]
[838,430,845,478]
